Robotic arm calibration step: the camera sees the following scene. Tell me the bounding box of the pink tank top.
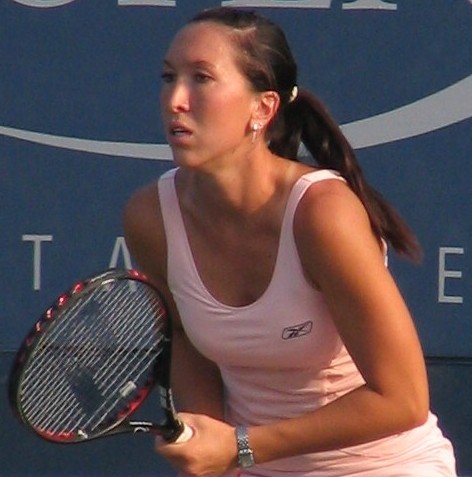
[158,168,456,477]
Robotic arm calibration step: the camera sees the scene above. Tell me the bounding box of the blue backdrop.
[1,0,471,475]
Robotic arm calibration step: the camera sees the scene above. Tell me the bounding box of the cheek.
[210,93,252,130]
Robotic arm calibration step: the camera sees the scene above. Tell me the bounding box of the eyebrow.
[162,59,217,71]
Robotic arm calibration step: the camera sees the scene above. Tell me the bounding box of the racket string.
[23,314,160,434]
[79,300,163,432]
[19,279,167,437]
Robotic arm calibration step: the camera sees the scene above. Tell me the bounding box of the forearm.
[171,327,225,420]
[248,383,428,464]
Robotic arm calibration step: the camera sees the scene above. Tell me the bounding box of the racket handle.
[174,423,194,444]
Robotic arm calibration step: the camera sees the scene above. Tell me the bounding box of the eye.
[160,71,175,83]
[194,72,212,84]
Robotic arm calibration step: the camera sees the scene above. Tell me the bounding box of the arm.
[122,184,225,419]
[249,178,429,462]
[123,185,240,476]
[171,322,224,418]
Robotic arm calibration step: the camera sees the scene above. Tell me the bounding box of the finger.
[174,423,194,443]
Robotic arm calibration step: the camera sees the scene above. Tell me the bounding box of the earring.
[251,123,261,143]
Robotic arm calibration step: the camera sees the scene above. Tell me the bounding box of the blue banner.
[2,0,470,356]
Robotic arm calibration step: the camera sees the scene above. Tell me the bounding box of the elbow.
[406,405,429,430]
[399,389,430,431]
[376,382,430,433]
[411,400,430,428]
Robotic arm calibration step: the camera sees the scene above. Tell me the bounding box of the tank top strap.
[157,168,194,274]
[282,169,345,232]
[157,167,180,236]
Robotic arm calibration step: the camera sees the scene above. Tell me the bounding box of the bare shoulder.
[293,177,384,286]
[122,181,167,279]
[123,182,160,231]
[294,178,371,239]
[123,182,162,242]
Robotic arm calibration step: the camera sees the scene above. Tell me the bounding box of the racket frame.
[8,268,186,444]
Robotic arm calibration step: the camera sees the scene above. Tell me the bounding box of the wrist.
[235,426,255,468]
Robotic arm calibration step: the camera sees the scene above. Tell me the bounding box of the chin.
[170,149,205,169]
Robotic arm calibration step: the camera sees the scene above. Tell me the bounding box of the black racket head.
[8,268,170,443]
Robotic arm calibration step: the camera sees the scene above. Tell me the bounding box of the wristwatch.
[236,426,255,468]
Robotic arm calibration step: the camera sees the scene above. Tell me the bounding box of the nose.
[162,79,190,113]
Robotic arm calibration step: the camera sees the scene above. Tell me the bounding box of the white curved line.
[0,125,172,160]
[1,75,471,158]
[11,0,76,8]
[221,0,331,8]
[341,74,472,149]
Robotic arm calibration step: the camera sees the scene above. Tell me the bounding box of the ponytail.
[188,7,421,262]
[269,88,422,262]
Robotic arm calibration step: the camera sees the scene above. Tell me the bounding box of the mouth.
[172,128,191,137]
[169,121,192,139]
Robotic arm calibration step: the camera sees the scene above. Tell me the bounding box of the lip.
[167,120,193,146]
[169,119,192,135]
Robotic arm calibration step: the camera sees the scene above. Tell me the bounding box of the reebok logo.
[282,321,313,340]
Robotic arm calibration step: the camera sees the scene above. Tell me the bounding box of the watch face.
[239,451,255,468]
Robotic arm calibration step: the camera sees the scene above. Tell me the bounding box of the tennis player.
[124,7,457,476]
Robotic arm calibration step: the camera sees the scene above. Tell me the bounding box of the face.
[160,22,259,169]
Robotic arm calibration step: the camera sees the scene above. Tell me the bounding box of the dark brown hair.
[190,7,421,261]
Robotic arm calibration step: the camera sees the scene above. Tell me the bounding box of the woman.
[123,7,456,477]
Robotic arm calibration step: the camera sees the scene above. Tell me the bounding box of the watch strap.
[236,426,255,468]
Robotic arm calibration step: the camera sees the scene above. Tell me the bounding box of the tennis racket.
[8,268,193,445]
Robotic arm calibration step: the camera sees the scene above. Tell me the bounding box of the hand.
[155,413,238,477]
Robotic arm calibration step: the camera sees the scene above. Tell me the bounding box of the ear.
[251,91,280,129]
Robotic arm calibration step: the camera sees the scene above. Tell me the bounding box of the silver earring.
[251,123,261,143]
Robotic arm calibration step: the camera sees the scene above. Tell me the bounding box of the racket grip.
[174,422,193,443]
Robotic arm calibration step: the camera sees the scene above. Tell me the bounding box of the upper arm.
[123,183,225,415]
[294,180,428,410]
[123,182,186,326]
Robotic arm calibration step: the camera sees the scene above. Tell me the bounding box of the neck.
[176,151,295,218]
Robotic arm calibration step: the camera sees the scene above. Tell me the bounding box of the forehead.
[165,22,239,67]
